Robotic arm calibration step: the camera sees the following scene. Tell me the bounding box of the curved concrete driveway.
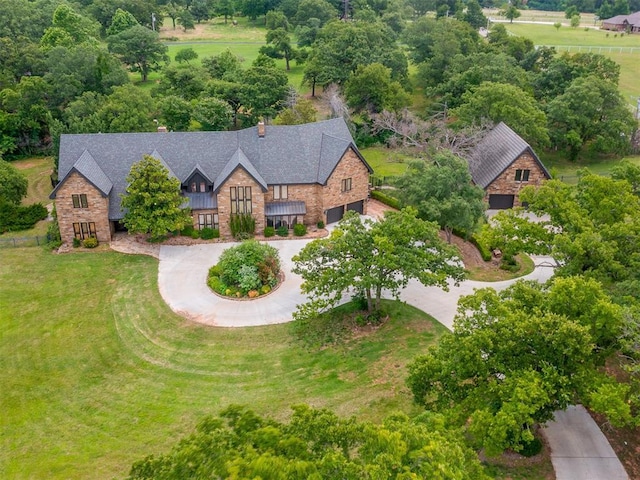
[158,239,628,480]
[159,239,309,327]
[158,239,555,328]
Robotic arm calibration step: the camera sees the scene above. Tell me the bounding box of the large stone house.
[50,118,373,244]
[602,11,640,33]
[468,122,550,209]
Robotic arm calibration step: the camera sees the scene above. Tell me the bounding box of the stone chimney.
[257,120,265,138]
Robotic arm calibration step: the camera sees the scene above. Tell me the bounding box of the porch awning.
[265,201,306,216]
[184,192,217,210]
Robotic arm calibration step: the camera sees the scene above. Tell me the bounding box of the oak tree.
[292,209,465,319]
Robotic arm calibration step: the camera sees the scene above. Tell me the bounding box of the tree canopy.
[292,209,465,318]
[128,404,490,480]
[121,154,191,240]
[107,25,169,82]
[407,276,630,456]
[0,159,28,205]
[394,152,486,242]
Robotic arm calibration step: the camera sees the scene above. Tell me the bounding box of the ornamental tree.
[121,155,191,240]
[292,209,465,319]
[394,152,486,243]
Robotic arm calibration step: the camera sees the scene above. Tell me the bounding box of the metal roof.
[184,192,217,210]
[265,201,307,216]
[468,122,550,189]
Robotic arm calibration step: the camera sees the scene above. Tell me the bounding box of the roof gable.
[468,122,550,188]
[214,148,268,192]
[50,149,112,199]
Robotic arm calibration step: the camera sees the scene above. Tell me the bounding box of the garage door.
[346,200,364,214]
[326,205,344,224]
[488,194,515,209]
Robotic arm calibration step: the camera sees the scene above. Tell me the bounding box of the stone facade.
[484,151,547,207]
[215,167,266,237]
[55,171,111,244]
[322,147,370,218]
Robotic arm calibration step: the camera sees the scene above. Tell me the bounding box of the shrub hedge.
[0,201,48,232]
[370,190,401,210]
[293,224,307,236]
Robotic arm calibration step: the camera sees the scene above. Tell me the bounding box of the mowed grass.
[504,22,640,48]
[0,157,53,238]
[361,146,415,177]
[540,152,640,180]
[0,248,446,479]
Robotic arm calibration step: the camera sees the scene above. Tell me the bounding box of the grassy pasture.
[0,246,447,479]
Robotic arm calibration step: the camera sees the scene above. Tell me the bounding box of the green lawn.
[0,248,447,479]
[361,146,414,177]
[0,157,53,238]
[540,152,640,181]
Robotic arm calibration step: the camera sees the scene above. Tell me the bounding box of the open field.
[486,8,597,24]
[0,247,451,479]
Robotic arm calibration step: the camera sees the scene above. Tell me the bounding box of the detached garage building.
[468,122,551,209]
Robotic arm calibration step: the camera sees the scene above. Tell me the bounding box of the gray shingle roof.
[53,118,371,221]
[603,11,640,25]
[213,148,268,192]
[468,122,550,189]
[50,149,113,198]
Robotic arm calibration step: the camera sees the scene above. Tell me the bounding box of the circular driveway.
[158,238,556,328]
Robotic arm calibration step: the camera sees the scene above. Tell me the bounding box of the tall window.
[72,194,88,208]
[273,185,288,200]
[230,186,252,214]
[73,222,96,239]
[198,213,219,230]
[341,178,352,192]
[515,169,530,182]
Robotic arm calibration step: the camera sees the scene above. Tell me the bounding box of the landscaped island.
[207,240,281,298]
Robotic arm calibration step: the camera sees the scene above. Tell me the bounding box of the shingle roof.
[468,122,550,189]
[603,11,640,25]
[50,149,113,198]
[54,118,371,220]
[213,148,268,192]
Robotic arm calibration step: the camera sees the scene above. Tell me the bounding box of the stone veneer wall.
[322,148,370,218]
[55,171,111,244]
[264,184,323,226]
[484,152,548,207]
[216,168,265,237]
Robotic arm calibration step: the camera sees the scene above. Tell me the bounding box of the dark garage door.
[488,194,515,209]
[346,200,364,214]
[326,205,344,224]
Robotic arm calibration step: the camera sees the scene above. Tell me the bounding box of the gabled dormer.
[183,164,213,193]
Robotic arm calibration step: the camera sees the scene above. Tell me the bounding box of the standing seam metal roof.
[468,122,550,189]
